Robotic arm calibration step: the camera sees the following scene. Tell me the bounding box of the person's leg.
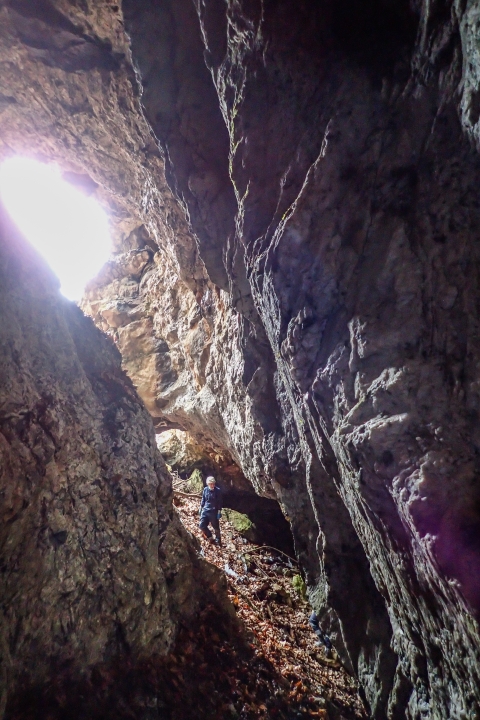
[308,612,318,633]
[309,612,332,654]
[315,630,332,655]
[199,510,212,539]
[211,514,221,546]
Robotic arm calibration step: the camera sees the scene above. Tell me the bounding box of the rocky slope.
[1,1,480,718]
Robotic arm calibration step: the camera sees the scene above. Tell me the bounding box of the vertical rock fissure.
[1,1,480,718]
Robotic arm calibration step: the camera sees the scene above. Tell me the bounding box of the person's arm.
[200,487,206,509]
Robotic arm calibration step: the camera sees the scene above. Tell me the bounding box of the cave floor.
[174,495,366,720]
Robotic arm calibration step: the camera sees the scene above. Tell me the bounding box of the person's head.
[206,476,216,488]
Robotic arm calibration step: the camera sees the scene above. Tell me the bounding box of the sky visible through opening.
[0,157,111,301]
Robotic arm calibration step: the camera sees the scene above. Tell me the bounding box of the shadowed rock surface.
[122,1,480,716]
[0,203,228,716]
[0,1,480,718]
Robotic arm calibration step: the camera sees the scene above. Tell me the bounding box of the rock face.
[1,1,480,719]
[0,204,220,714]
[122,1,480,718]
[157,430,216,475]
[156,428,253,495]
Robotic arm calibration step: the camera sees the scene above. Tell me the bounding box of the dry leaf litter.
[172,490,366,720]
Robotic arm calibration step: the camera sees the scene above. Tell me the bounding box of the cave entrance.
[0,157,111,301]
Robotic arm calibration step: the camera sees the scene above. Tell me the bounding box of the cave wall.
[0,0,268,492]
[122,1,480,718]
[0,202,223,712]
[0,2,254,713]
[1,1,480,719]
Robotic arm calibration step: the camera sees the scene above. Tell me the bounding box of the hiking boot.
[214,537,222,547]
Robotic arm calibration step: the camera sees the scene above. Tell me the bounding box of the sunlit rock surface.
[157,430,216,475]
[1,1,480,718]
[156,429,248,488]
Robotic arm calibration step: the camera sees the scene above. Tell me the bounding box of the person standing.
[199,476,222,546]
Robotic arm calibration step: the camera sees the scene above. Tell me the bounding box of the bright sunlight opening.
[0,157,111,301]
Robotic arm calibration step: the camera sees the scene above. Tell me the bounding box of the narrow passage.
[175,493,366,720]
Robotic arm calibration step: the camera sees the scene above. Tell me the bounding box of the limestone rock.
[157,429,205,474]
[186,468,204,494]
[124,1,480,717]
[223,509,257,543]
[156,429,239,483]
[0,204,219,713]
[1,1,480,718]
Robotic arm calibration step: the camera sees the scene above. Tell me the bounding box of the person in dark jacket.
[309,612,332,656]
[199,476,222,546]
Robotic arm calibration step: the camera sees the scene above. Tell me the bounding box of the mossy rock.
[187,468,204,493]
[291,574,307,600]
[224,509,257,542]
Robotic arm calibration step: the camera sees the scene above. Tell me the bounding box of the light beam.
[0,157,111,301]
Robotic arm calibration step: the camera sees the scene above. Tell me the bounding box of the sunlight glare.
[0,157,111,301]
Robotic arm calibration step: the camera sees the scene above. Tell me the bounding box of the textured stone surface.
[1,1,480,719]
[157,430,212,474]
[0,0,267,509]
[122,1,480,718]
[156,429,248,488]
[0,203,223,714]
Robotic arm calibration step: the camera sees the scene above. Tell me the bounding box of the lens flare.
[0,157,111,301]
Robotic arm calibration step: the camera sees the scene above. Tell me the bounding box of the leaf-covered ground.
[173,494,367,720]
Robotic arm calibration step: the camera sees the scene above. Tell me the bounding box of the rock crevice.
[1,1,480,718]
